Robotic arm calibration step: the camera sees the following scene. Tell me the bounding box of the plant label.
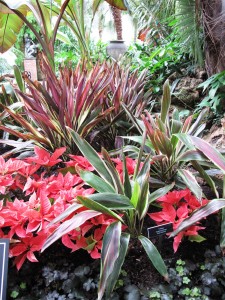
[147,223,173,238]
[0,239,9,300]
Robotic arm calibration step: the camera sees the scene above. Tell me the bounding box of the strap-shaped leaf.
[130,181,140,208]
[149,182,174,204]
[105,233,130,298]
[78,169,115,193]
[47,203,83,226]
[88,193,133,209]
[160,79,171,124]
[77,196,124,222]
[189,136,225,173]
[13,65,25,92]
[101,148,124,194]
[69,130,114,186]
[123,153,132,198]
[121,136,153,150]
[170,199,225,237]
[178,169,202,201]
[136,155,151,187]
[177,149,206,162]
[137,174,149,220]
[98,221,122,300]
[42,210,101,252]
[139,235,168,280]
[191,160,219,198]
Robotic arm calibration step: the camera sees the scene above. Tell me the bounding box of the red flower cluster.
[149,189,209,252]
[0,147,120,270]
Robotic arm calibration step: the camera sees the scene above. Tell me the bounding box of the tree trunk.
[110,5,123,40]
[201,0,225,76]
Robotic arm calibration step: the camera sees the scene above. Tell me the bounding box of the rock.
[171,77,203,108]
[204,116,225,151]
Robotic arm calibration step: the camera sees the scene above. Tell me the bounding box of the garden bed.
[8,214,224,300]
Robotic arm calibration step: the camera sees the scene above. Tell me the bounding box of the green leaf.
[0,3,27,53]
[56,31,72,45]
[88,193,133,209]
[189,136,225,173]
[137,174,149,220]
[121,136,153,149]
[77,196,124,222]
[170,199,225,237]
[189,234,206,243]
[191,160,219,198]
[42,210,102,252]
[149,182,174,204]
[171,119,182,147]
[136,155,151,187]
[13,65,25,92]
[78,169,115,193]
[177,150,206,162]
[69,130,114,186]
[98,221,122,300]
[47,203,83,226]
[105,233,130,298]
[161,79,171,124]
[130,181,140,208]
[123,154,132,198]
[101,148,124,194]
[104,0,128,10]
[139,235,168,280]
[178,169,202,201]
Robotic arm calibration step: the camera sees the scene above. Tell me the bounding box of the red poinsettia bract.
[149,189,209,252]
[0,147,118,270]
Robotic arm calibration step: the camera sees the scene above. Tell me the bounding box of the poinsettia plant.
[0,147,120,269]
[149,189,209,252]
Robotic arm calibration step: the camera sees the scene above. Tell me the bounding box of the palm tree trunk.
[201,0,225,76]
[110,5,123,40]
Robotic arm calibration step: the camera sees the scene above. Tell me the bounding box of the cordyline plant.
[0,58,114,152]
[90,64,149,148]
[167,136,225,254]
[122,79,219,200]
[42,130,174,300]
[1,59,150,153]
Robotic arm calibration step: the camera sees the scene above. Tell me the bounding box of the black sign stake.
[147,223,173,239]
[0,239,9,300]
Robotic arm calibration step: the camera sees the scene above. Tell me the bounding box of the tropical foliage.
[1,1,225,299]
[0,60,149,152]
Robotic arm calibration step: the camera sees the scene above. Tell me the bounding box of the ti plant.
[0,59,114,153]
[42,130,174,300]
[90,64,149,148]
[122,79,219,200]
[0,60,149,153]
[168,135,225,255]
